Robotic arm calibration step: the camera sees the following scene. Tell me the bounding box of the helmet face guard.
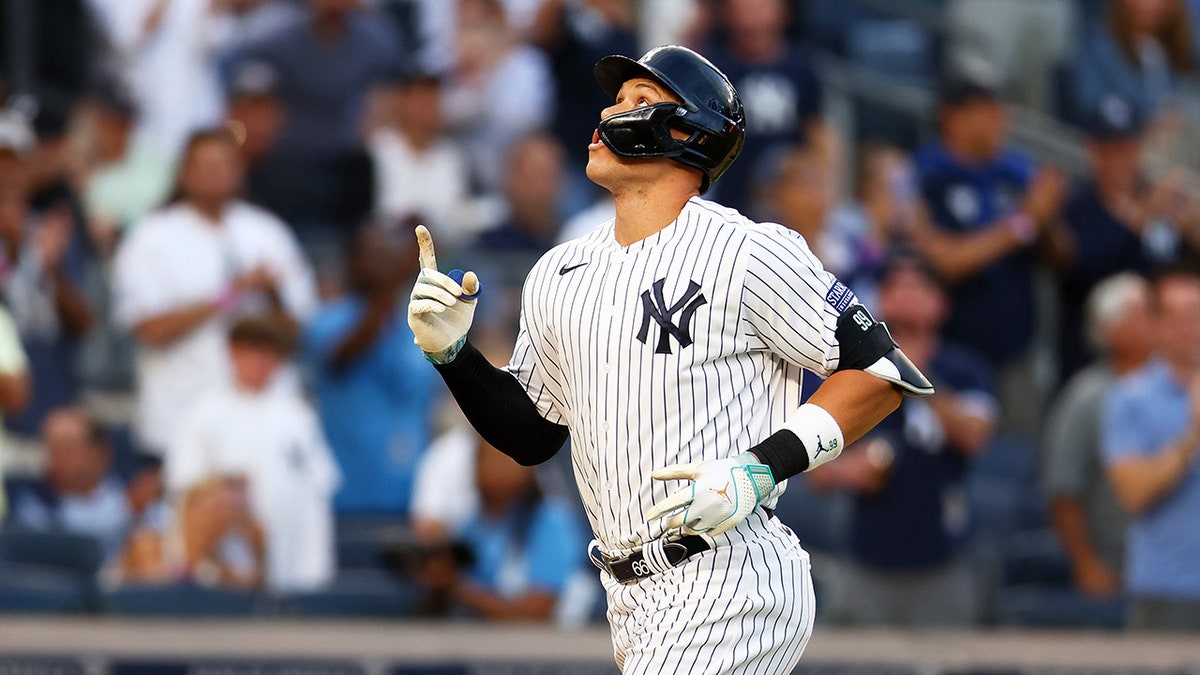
[597,102,690,159]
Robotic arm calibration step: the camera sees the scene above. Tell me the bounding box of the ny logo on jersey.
[636,278,707,354]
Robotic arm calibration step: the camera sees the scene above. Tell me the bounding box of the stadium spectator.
[303,222,435,516]
[442,0,554,194]
[471,132,566,301]
[911,70,1070,433]
[10,408,132,564]
[1071,0,1194,129]
[1043,273,1152,599]
[233,0,401,242]
[367,69,475,249]
[121,473,265,589]
[87,0,227,159]
[413,437,589,624]
[0,109,93,437]
[224,60,287,211]
[808,256,997,626]
[113,127,317,458]
[1102,263,1200,629]
[167,316,339,594]
[79,85,174,247]
[704,0,827,213]
[529,0,637,215]
[823,142,923,312]
[753,146,834,254]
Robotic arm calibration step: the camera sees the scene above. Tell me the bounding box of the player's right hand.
[407,225,480,358]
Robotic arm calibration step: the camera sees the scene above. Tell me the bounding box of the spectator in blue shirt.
[1055,94,1200,383]
[303,221,435,516]
[12,408,133,565]
[912,71,1071,435]
[703,0,826,213]
[1070,0,1195,129]
[809,256,997,626]
[1102,263,1200,629]
[415,437,589,624]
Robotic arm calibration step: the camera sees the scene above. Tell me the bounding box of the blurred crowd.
[0,0,1199,630]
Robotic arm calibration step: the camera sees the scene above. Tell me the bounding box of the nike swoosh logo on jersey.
[559,262,588,275]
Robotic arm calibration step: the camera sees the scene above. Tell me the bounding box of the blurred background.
[2,0,1200,672]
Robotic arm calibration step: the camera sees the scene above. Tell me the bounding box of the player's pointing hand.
[407,225,480,362]
[646,453,777,537]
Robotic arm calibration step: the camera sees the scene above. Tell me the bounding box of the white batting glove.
[407,225,480,360]
[645,453,777,537]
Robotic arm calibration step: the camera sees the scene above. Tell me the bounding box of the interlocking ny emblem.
[636,278,707,354]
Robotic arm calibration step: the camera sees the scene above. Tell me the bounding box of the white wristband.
[782,403,844,471]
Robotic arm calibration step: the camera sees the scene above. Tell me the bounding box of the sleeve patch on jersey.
[825,280,854,314]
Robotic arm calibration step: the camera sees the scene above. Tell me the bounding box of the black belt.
[591,508,774,584]
[590,534,712,584]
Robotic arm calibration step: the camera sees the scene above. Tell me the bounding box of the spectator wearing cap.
[1042,273,1152,600]
[112,127,318,459]
[168,316,339,594]
[302,222,435,516]
[0,109,93,438]
[1054,94,1182,382]
[231,0,403,249]
[1102,263,1200,629]
[703,0,828,214]
[367,69,474,249]
[442,0,554,195]
[224,60,287,210]
[911,70,1072,434]
[808,256,997,626]
[1070,0,1194,130]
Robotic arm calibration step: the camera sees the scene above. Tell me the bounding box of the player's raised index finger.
[415,225,437,271]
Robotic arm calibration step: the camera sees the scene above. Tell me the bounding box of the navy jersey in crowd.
[704,44,823,213]
[915,144,1035,368]
[1056,183,1155,381]
[849,344,995,569]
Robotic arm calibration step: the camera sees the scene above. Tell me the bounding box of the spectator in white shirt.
[369,71,475,249]
[442,0,554,194]
[167,316,339,594]
[113,127,317,457]
[87,0,227,159]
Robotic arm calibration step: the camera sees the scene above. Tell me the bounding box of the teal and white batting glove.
[645,452,777,537]
[407,225,480,363]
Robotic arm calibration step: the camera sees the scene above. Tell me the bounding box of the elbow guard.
[834,305,935,397]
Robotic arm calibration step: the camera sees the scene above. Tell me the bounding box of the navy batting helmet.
[594,45,745,194]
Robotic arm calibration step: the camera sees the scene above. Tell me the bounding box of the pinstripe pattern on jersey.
[603,511,815,674]
[504,197,852,553]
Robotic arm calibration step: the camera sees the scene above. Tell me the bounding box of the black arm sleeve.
[432,341,569,466]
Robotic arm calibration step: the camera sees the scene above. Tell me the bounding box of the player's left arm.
[648,231,931,537]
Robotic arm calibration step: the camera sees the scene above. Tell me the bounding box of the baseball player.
[408,45,934,673]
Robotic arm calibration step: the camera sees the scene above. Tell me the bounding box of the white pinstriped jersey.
[506,197,855,553]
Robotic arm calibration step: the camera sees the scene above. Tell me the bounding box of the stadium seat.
[0,563,89,613]
[276,570,419,618]
[993,584,1127,629]
[0,528,104,575]
[103,583,261,616]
